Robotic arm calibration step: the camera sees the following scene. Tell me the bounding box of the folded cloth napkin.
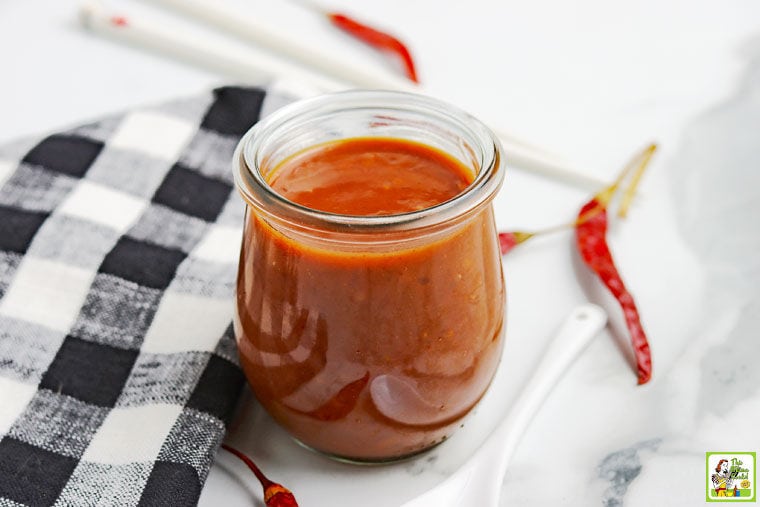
[0,85,293,506]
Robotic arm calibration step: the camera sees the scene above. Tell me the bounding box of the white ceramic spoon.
[401,303,607,507]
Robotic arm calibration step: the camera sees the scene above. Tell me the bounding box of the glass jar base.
[291,436,446,465]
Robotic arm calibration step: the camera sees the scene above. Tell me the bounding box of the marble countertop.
[2,0,759,505]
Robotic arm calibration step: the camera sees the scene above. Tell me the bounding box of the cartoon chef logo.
[706,452,756,502]
[713,459,739,497]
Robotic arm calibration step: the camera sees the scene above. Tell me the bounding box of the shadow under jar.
[232,91,506,463]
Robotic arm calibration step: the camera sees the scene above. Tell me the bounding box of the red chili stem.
[576,200,652,384]
[328,13,419,83]
[498,231,532,255]
[498,200,609,255]
[221,443,271,487]
[221,444,299,507]
[618,145,657,217]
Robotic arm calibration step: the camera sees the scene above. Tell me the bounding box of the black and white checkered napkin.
[0,85,293,506]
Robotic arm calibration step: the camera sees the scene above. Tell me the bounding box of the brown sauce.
[235,137,505,460]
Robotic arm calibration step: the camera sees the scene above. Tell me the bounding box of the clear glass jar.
[232,90,506,463]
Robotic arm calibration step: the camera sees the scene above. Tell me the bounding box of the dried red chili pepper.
[498,145,655,382]
[576,200,651,384]
[326,13,419,83]
[575,145,656,384]
[221,444,299,507]
[291,0,419,81]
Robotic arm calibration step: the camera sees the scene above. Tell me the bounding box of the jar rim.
[233,90,504,233]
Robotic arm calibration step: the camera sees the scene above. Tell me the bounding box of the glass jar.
[232,90,506,463]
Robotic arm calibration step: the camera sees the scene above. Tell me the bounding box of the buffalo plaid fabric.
[0,85,293,506]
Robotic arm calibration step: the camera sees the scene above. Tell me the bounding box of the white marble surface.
[2,1,759,505]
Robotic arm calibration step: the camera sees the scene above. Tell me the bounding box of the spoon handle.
[487,304,607,485]
[401,304,607,507]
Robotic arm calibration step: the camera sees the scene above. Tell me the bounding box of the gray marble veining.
[599,439,661,507]
[669,35,760,417]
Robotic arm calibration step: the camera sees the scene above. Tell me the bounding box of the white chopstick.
[147,0,409,92]
[80,2,605,189]
[79,2,348,93]
[144,0,603,188]
[146,0,542,151]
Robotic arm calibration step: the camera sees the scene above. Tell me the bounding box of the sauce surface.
[235,137,505,461]
[268,137,472,215]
